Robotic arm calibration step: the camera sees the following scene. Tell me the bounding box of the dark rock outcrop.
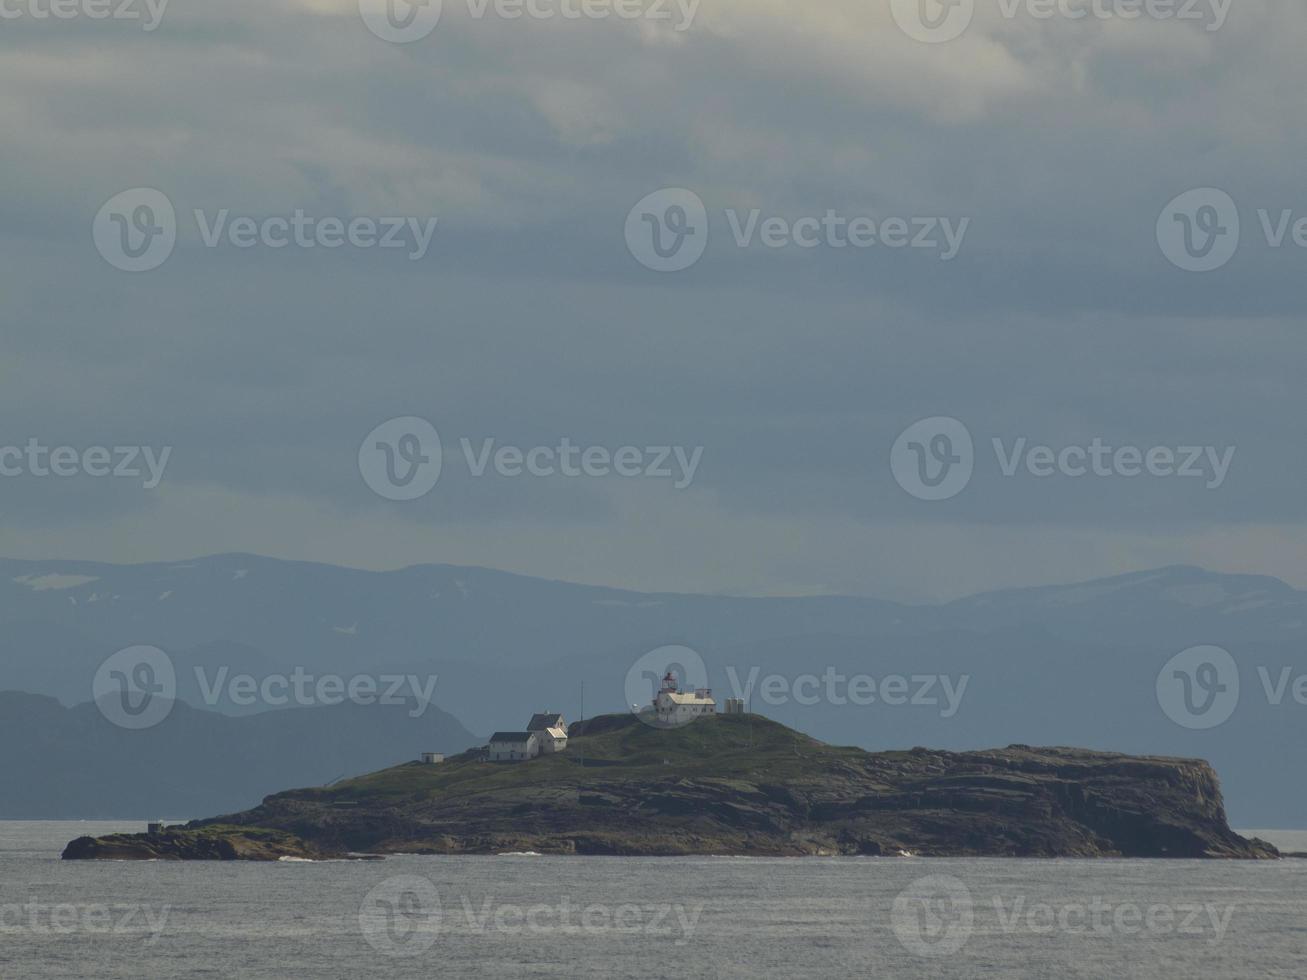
[61,826,335,861]
[63,714,1279,861]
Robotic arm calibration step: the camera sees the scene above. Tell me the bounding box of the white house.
[527,713,569,753]
[488,731,539,762]
[653,671,716,726]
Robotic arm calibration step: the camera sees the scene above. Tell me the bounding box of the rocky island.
[63,713,1278,861]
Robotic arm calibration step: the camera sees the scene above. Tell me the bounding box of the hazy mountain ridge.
[0,690,479,819]
[2,555,1305,824]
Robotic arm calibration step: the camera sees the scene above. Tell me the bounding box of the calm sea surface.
[1,822,1304,979]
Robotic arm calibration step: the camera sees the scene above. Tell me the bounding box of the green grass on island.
[291,713,887,803]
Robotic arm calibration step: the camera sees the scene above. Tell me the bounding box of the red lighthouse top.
[660,671,679,693]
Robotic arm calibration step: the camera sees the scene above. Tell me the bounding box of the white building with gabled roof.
[527,712,569,753]
[488,731,539,762]
[653,671,715,726]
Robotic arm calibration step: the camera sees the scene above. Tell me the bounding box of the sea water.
[1,822,1304,979]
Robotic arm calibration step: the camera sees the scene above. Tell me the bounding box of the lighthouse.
[653,670,716,725]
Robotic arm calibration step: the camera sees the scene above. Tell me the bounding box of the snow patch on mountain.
[1163,584,1230,608]
[1038,572,1171,607]
[12,574,99,592]
[1221,597,1274,615]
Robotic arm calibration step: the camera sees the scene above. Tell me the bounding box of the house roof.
[543,726,568,739]
[527,713,564,730]
[489,731,537,743]
[660,691,715,705]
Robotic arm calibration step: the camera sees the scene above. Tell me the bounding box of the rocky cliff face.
[63,714,1278,861]
[61,826,332,861]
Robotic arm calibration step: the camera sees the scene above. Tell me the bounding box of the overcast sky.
[1,0,1304,602]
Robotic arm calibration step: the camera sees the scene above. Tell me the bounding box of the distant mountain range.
[2,554,1304,824]
[0,691,479,819]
